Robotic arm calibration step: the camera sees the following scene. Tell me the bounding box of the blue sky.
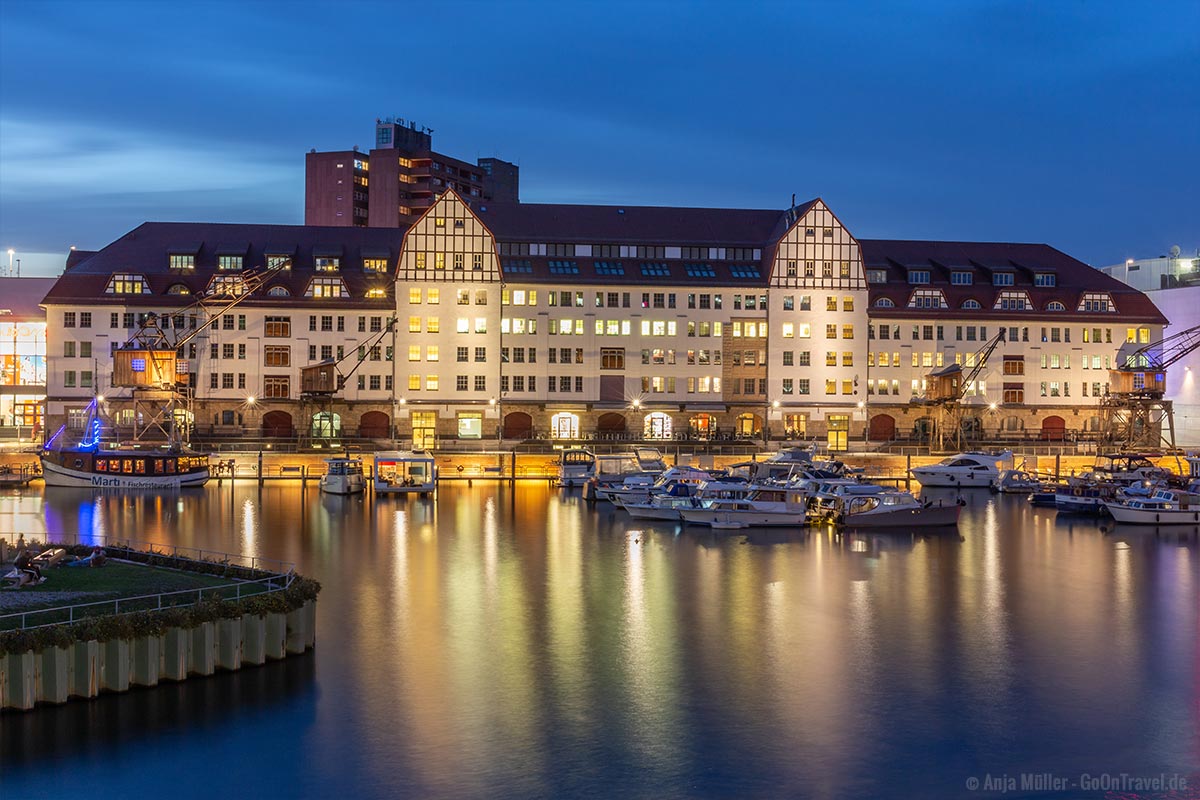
[1,0,1196,276]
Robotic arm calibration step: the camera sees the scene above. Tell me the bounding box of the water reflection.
[4,485,1198,799]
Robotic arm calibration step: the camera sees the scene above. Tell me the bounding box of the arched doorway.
[961,416,983,441]
[643,412,672,440]
[868,414,896,441]
[596,412,626,439]
[311,412,341,439]
[912,416,932,442]
[735,413,762,437]
[689,413,714,439]
[1041,415,1066,441]
[550,412,579,440]
[359,411,390,438]
[1001,415,1024,433]
[503,411,533,440]
[262,410,293,438]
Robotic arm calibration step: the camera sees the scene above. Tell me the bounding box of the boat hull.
[840,505,960,528]
[679,508,806,528]
[374,482,435,496]
[320,476,365,495]
[910,469,994,488]
[1104,504,1200,525]
[41,457,208,489]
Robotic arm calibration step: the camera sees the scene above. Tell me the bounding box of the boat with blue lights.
[39,402,210,489]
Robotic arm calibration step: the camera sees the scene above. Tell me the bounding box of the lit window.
[363,258,388,273]
[106,273,150,294]
[306,278,347,298]
[315,257,340,273]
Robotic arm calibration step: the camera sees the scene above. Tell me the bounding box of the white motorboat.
[1104,491,1200,525]
[1090,453,1171,486]
[373,451,436,496]
[835,491,961,528]
[679,486,808,528]
[803,478,881,520]
[910,451,1010,488]
[606,466,713,506]
[320,457,365,495]
[624,493,701,521]
[992,469,1044,494]
[557,449,595,488]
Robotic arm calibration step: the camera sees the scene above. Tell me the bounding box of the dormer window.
[168,254,195,270]
[217,255,243,271]
[873,297,895,308]
[962,299,982,309]
[363,258,388,273]
[907,270,930,284]
[365,288,387,299]
[908,289,947,309]
[994,291,1031,311]
[951,271,973,285]
[866,269,887,283]
[1046,301,1066,311]
[166,283,191,296]
[315,257,340,273]
[993,272,1015,286]
[106,273,150,294]
[266,254,292,271]
[1079,292,1115,312]
[1034,273,1056,287]
[307,277,347,298]
[266,285,291,297]
[208,275,247,297]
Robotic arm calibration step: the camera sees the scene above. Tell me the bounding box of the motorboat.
[679,486,808,528]
[1104,490,1200,525]
[1029,485,1062,506]
[1055,480,1119,514]
[910,451,1010,488]
[1090,453,1171,486]
[557,449,595,488]
[606,466,713,506]
[373,451,436,497]
[624,489,702,521]
[320,457,365,495]
[806,480,886,521]
[992,469,1044,494]
[729,447,846,484]
[835,491,962,528]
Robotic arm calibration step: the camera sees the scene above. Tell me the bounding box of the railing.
[0,533,295,631]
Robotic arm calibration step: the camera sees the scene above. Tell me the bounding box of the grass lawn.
[1,560,272,629]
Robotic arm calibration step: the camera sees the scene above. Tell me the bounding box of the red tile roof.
[860,239,1167,324]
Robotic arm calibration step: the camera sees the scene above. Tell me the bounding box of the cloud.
[0,116,292,198]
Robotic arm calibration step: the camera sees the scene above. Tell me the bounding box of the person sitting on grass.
[12,548,41,584]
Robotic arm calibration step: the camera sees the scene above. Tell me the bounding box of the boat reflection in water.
[6,484,1197,800]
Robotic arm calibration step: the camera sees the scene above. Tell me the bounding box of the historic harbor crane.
[109,262,287,445]
[298,316,397,443]
[919,329,1006,452]
[1099,322,1200,452]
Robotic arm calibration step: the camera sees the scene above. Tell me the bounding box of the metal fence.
[1,534,295,631]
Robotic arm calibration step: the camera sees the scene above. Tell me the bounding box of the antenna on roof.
[1170,245,1181,258]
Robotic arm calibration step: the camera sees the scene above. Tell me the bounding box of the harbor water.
[1,484,1197,798]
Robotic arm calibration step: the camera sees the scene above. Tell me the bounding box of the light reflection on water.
[1,484,1198,799]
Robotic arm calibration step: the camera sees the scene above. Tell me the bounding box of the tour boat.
[373,451,437,497]
[1104,491,1200,525]
[320,457,365,495]
[910,451,1010,488]
[679,486,808,528]
[834,491,962,529]
[40,409,209,489]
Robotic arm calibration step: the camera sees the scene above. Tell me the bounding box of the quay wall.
[0,600,316,712]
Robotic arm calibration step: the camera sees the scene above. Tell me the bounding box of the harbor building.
[305,118,519,228]
[0,276,57,438]
[40,191,1167,451]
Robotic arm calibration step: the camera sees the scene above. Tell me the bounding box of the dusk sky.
[1,0,1196,276]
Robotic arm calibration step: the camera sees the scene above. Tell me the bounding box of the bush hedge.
[0,576,320,656]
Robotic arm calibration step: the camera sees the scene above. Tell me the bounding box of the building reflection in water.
[6,484,1198,799]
